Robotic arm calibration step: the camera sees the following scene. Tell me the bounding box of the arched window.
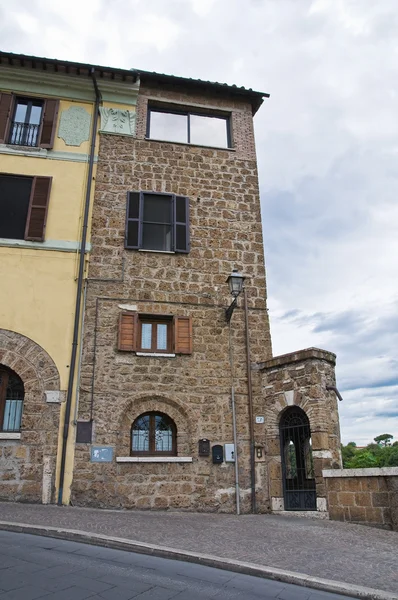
[0,366,24,432]
[131,412,176,456]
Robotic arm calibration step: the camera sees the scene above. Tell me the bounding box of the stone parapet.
[323,469,398,530]
[259,347,336,371]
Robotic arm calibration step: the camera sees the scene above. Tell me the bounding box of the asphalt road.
[0,530,357,600]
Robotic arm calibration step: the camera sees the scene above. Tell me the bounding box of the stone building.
[0,51,342,512]
[72,70,342,513]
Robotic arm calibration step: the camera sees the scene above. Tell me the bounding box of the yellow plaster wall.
[0,249,77,389]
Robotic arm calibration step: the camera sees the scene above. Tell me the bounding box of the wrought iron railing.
[2,399,23,432]
[9,122,40,147]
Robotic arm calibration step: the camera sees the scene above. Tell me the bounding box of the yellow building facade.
[0,52,139,504]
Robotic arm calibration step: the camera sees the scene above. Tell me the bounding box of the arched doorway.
[280,406,316,510]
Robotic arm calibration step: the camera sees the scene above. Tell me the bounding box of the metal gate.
[279,407,316,510]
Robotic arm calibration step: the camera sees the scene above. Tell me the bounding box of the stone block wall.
[72,82,273,512]
[259,348,341,513]
[0,329,61,503]
[323,468,398,530]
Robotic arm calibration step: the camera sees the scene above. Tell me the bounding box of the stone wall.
[72,82,273,512]
[259,348,341,513]
[323,468,398,530]
[0,329,61,503]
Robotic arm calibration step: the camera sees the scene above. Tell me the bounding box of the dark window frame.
[125,191,190,253]
[0,366,24,433]
[146,105,232,149]
[138,316,173,354]
[131,412,177,456]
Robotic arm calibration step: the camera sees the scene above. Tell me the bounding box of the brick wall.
[72,82,272,512]
[323,468,398,530]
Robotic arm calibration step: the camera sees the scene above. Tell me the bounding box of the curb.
[0,521,396,600]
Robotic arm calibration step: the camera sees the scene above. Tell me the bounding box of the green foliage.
[374,434,393,447]
[341,435,398,468]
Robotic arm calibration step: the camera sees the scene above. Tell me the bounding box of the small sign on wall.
[255,416,265,424]
[91,447,113,463]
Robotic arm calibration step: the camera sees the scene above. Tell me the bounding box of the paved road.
[0,503,397,595]
[0,530,357,600]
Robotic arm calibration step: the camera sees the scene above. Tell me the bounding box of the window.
[126,191,189,253]
[131,412,176,456]
[147,106,231,149]
[0,174,52,241]
[0,93,59,148]
[0,366,24,432]
[118,312,192,355]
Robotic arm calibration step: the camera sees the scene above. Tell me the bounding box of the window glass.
[132,415,150,452]
[0,367,24,432]
[143,195,172,223]
[141,323,152,349]
[190,114,229,148]
[0,175,32,240]
[11,99,43,146]
[157,324,168,350]
[149,111,187,143]
[142,224,172,251]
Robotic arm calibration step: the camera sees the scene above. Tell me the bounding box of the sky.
[1,0,397,445]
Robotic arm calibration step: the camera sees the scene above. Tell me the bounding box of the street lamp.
[225,269,245,322]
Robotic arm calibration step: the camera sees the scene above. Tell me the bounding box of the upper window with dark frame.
[0,366,24,433]
[131,412,177,456]
[0,174,52,241]
[147,107,231,149]
[126,191,190,253]
[0,93,59,149]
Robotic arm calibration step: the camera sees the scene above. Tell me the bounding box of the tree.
[374,434,393,447]
[341,442,357,467]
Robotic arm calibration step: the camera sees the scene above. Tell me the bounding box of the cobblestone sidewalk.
[0,502,397,595]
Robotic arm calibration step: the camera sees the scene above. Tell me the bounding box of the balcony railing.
[9,121,40,147]
[2,399,23,432]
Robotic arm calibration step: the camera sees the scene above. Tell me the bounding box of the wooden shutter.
[118,312,138,351]
[174,195,190,253]
[39,99,59,149]
[125,191,141,249]
[0,93,13,143]
[24,177,52,241]
[174,316,192,354]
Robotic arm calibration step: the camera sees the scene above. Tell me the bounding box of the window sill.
[136,352,176,358]
[0,432,21,440]
[144,137,235,152]
[138,249,175,254]
[116,456,193,463]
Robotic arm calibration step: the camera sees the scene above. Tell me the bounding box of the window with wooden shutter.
[0,173,51,242]
[24,177,52,241]
[118,312,192,355]
[0,93,13,143]
[125,191,190,253]
[118,312,138,351]
[174,316,193,354]
[0,95,59,148]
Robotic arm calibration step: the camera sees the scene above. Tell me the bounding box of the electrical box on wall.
[198,439,210,456]
[224,443,235,462]
[212,444,223,464]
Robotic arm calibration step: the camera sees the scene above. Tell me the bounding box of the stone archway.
[0,329,61,503]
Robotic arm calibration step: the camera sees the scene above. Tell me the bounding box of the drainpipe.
[244,287,256,513]
[228,320,240,515]
[57,69,101,505]
[326,385,343,402]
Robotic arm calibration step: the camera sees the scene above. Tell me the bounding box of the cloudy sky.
[2,0,397,444]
